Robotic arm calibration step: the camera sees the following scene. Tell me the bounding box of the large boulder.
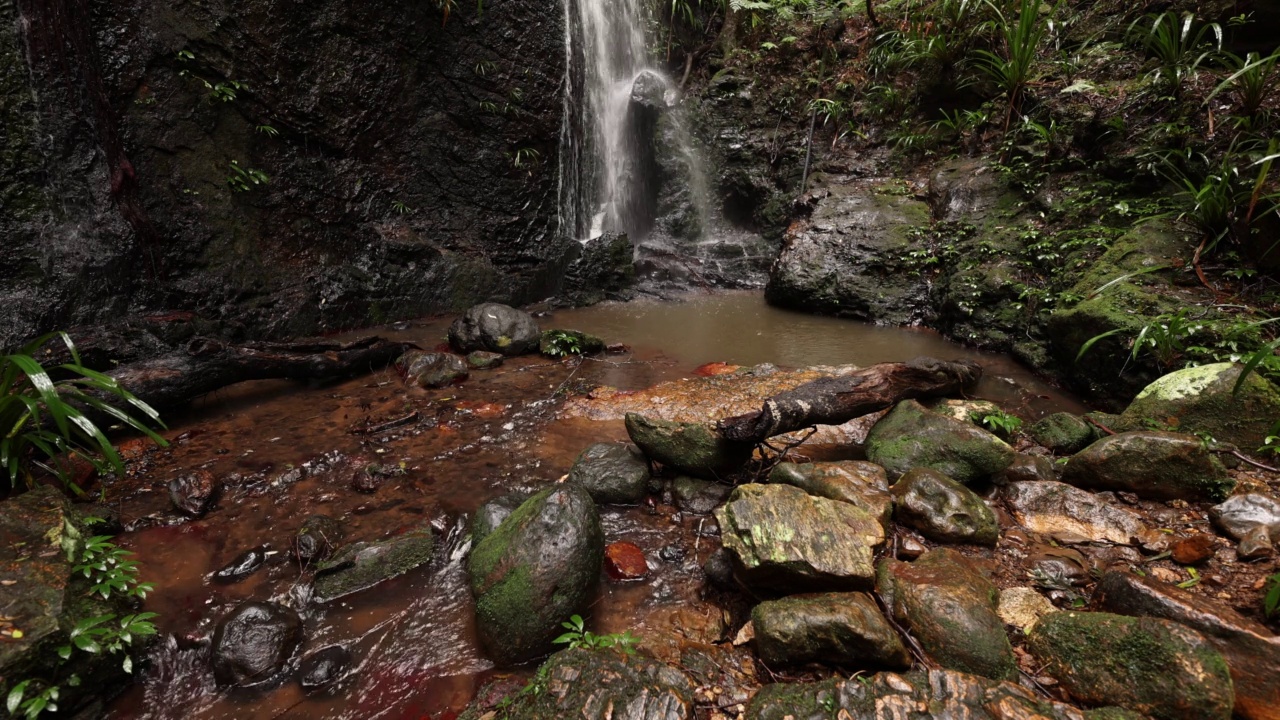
[890,467,998,546]
[313,521,435,602]
[715,483,884,593]
[567,442,650,505]
[448,303,541,356]
[1029,611,1234,720]
[468,485,604,665]
[751,592,909,669]
[624,413,754,480]
[1096,571,1280,720]
[877,549,1016,680]
[865,400,1015,483]
[211,601,303,687]
[766,461,892,527]
[1063,431,1234,502]
[1118,363,1280,448]
[1000,480,1155,546]
[470,493,528,546]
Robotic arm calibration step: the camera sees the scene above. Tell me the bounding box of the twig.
[1084,416,1116,436]
[1230,449,1280,473]
[350,410,419,436]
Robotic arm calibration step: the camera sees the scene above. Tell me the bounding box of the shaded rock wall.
[2,0,569,350]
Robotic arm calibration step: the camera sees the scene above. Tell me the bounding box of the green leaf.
[7,681,29,715]
[1075,329,1125,363]
[551,633,578,645]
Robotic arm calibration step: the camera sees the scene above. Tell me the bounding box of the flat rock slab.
[877,548,1016,680]
[716,483,884,593]
[1063,431,1233,502]
[751,592,909,669]
[767,461,892,527]
[1029,611,1234,720]
[313,522,435,602]
[1000,480,1154,546]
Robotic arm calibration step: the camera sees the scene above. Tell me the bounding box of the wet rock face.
[212,546,269,583]
[1118,363,1280,448]
[293,514,345,564]
[398,351,469,388]
[751,592,909,669]
[1029,611,1234,720]
[1029,412,1096,455]
[468,485,604,666]
[211,601,303,687]
[448,304,541,357]
[671,476,733,515]
[465,351,505,370]
[168,470,221,517]
[1,0,569,351]
[1000,480,1153,546]
[1211,494,1280,543]
[877,549,1016,680]
[298,645,351,693]
[556,232,637,306]
[890,467,998,546]
[567,442,650,505]
[312,522,435,602]
[471,493,529,546]
[715,483,884,593]
[767,461,892,527]
[1063,431,1234,502]
[625,413,754,480]
[865,400,1015,483]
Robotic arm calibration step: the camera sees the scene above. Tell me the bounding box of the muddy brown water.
[103,292,1085,720]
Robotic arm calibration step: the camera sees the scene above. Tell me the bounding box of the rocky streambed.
[3,295,1279,720]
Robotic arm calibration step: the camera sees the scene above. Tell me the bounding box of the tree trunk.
[716,357,983,443]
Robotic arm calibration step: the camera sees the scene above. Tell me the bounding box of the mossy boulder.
[397,351,469,388]
[567,442,650,505]
[751,592,909,669]
[715,483,884,593]
[448,303,541,356]
[890,467,998,546]
[625,413,754,480]
[468,485,604,666]
[1029,412,1097,455]
[313,520,436,602]
[1029,611,1234,720]
[865,400,1015,483]
[1118,363,1280,449]
[767,461,892,527]
[877,548,1016,680]
[1063,431,1234,502]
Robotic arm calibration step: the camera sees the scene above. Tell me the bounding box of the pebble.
[604,542,649,580]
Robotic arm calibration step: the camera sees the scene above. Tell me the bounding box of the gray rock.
[1119,362,1280,449]
[448,303,541,356]
[1239,525,1275,560]
[751,592,909,669]
[398,350,469,388]
[168,470,221,517]
[877,548,1016,680]
[1063,431,1234,502]
[298,645,351,693]
[212,601,303,687]
[1029,611,1234,720]
[767,461,892,527]
[672,476,732,514]
[567,442,650,505]
[293,514,345,564]
[1096,570,1280,720]
[1001,480,1154,546]
[625,412,753,479]
[313,522,435,602]
[997,587,1057,633]
[471,493,528,546]
[891,467,998,546]
[468,485,604,665]
[865,400,1015,483]
[1210,493,1280,541]
[1029,412,1096,455]
[716,483,884,593]
[465,350,504,369]
[557,232,636,306]
[997,452,1060,483]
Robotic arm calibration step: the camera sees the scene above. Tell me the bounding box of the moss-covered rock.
[877,548,1016,680]
[1029,611,1234,720]
[397,351,469,388]
[751,592,909,669]
[1029,412,1097,455]
[766,461,892,527]
[468,485,603,666]
[313,521,435,602]
[449,303,541,356]
[715,483,884,593]
[1119,363,1280,449]
[865,400,1015,483]
[1063,431,1234,502]
[625,413,754,480]
[890,467,998,546]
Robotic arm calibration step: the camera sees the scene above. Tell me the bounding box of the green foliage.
[6,682,58,720]
[1211,50,1280,118]
[1127,11,1221,98]
[552,615,639,654]
[391,200,414,215]
[255,124,279,137]
[1264,573,1280,619]
[1,333,167,495]
[974,0,1055,124]
[226,160,269,193]
[972,409,1022,437]
[542,330,585,358]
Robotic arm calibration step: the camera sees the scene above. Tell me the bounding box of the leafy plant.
[973,409,1022,437]
[6,682,58,720]
[226,160,269,193]
[2,333,166,495]
[255,124,279,137]
[1265,573,1280,619]
[1127,11,1222,98]
[974,0,1055,130]
[1210,50,1280,118]
[391,200,414,215]
[542,330,585,358]
[552,615,639,654]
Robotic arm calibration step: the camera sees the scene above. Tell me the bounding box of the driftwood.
[716,357,983,444]
[107,336,416,412]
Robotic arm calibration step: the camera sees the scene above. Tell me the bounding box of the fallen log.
[107,336,416,412]
[716,357,983,444]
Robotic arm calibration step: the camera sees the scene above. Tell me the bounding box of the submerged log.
[108,336,416,412]
[716,357,983,444]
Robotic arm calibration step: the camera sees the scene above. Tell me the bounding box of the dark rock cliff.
[1,0,569,351]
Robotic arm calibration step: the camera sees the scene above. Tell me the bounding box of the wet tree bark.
[716,357,983,443]
[108,337,415,412]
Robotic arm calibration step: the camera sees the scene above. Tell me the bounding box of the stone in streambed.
[767,460,892,527]
[1096,570,1280,720]
[470,492,528,546]
[1063,431,1233,502]
[211,601,303,687]
[212,546,269,583]
[625,412,753,480]
[468,485,603,666]
[1119,362,1280,449]
[293,514,345,564]
[169,469,221,517]
[298,645,351,693]
[1211,493,1280,541]
[671,475,732,514]
[997,587,1056,633]
[1000,480,1154,546]
[715,483,884,593]
[865,400,1014,483]
[465,350,504,369]
[751,592,909,669]
[397,351,469,388]
[1171,534,1216,565]
[448,303,541,356]
[567,442,650,505]
[890,467,998,546]
[1029,412,1096,455]
[877,548,1016,680]
[312,521,435,602]
[604,542,648,580]
[1238,526,1275,559]
[1028,611,1234,720]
